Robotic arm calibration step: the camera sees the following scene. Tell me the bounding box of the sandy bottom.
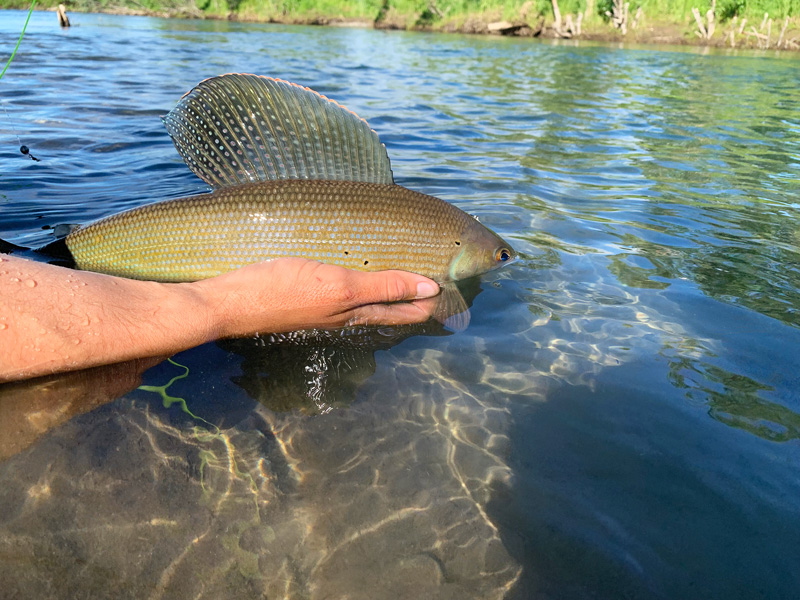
[0,348,523,599]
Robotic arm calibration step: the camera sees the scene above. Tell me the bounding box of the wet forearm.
[0,256,213,382]
[0,255,439,382]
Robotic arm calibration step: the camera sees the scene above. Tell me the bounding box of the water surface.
[1,11,799,599]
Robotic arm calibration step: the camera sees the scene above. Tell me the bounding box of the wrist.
[179,279,230,342]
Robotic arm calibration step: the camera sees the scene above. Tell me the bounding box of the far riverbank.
[2,0,799,52]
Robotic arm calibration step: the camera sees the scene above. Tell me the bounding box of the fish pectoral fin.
[162,74,394,188]
[432,283,471,332]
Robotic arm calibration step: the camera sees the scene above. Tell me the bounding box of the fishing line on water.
[1,101,39,161]
[1,0,40,161]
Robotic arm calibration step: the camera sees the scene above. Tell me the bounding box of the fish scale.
[65,179,476,283]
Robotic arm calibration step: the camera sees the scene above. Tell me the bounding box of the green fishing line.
[139,357,216,429]
[0,0,36,81]
[138,360,262,496]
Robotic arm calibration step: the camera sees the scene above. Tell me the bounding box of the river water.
[1,10,799,599]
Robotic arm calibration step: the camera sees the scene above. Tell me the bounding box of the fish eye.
[496,248,511,262]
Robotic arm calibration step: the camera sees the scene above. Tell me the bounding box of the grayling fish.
[17,75,517,328]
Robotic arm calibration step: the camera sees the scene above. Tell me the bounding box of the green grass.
[0,0,797,26]
[615,0,800,20]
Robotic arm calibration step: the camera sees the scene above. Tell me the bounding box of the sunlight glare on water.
[1,10,799,600]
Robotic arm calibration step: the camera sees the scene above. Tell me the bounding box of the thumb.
[346,270,440,305]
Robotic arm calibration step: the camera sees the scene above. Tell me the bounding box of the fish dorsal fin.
[162,73,394,188]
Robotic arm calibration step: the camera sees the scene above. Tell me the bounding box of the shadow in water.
[222,319,451,414]
[219,277,483,415]
[0,280,522,599]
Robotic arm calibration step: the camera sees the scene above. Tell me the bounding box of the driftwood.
[57,4,70,28]
[550,0,582,38]
[691,7,707,38]
[605,0,629,34]
[726,16,737,47]
[552,0,562,31]
[485,0,540,37]
[744,12,788,49]
[559,13,581,37]
[486,20,538,36]
[631,6,643,29]
[691,0,715,40]
[777,17,789,48]
[487,21,514,33]
[748,26,770,48]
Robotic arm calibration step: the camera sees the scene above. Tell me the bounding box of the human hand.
[0,255,440,382]
[192,258,441,338]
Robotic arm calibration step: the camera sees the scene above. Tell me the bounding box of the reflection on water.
[0,358,160,460]
[2,10,800,599]
[668,356,800,441]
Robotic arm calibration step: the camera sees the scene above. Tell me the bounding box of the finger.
[346,296,439,327]
[342,269,439,306]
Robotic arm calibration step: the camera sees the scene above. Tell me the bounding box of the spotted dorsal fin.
[162,73,394,188]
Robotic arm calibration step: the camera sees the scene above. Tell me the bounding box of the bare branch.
[551,0,562,31]
[607,0,629,35]
[777,17,789,48]
[632,6,643,29]
[692,7,707,39]
[727,16,737,48]
[766,18,772,48]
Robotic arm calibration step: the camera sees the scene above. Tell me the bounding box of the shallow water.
[1,10,800,599]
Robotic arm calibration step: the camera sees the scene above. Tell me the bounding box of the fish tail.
[34,237,75,267]
[0,237,29,254]
[0,236,75,268]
